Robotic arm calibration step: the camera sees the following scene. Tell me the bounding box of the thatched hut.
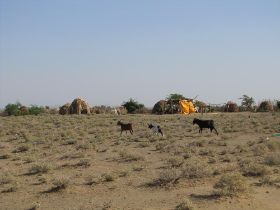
[59,103,70,115]
[152,100,181,114]
[224,101,239,112]
[19,106,29,115]
[257,101,274,112]
[69,98,91,114]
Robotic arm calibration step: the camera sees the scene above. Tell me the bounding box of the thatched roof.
[69,98,91,114]
[152,99,182,114]
[224,101,239,112]
[59,103,70,115]
[258,101,274,112]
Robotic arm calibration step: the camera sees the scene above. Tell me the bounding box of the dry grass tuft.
[264,153,280,166]
[181,157,212,179]
[147,169,180,187]
[28,163,50,175]
[175,198,196,210]
[118,150,144,162]
[213,173,250,197]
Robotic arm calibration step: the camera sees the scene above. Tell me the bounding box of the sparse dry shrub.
[147,169,181,187]
[1,184,18,193]
[252,144,269,156]
[258,100,274,112]
[13,144,30,153]
[76,143,91,150]
[239,160,271,177]
[181,157,212,179]
[28,163,50,175]
[175,198,195,210]
[50,177,69,192]
[62,139,77,145]
[259,175,280,186]
[119,150,144,162]
[264,153,280,165]
[213,173,250,197]
[75,159,91,167]
[0,154,10,159]
[155,142,168,152]
[101,173,115,182]
[84,175,100,185]
[166,156,184,168]
[0,172,13,185]
[266,140,280,151]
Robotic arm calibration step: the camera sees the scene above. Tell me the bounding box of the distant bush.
[28,105,44,115]
[4,102,45,116]
[5,102,21,116]
[122,98,145,114]
[166,93,187,101]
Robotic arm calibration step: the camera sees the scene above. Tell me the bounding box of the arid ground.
[0,112,280,210]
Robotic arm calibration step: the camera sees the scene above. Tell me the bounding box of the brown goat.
[117,121,133,135]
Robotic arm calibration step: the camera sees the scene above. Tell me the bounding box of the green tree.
[166,93,186,101]
[122,98,144,114]
[239,95,255,111]
[5,102,21,116]
[28,105,44,115]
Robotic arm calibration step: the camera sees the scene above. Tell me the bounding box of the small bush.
[122,98,145,114]
[181,157,212,179]
[213,173,250,197]
[13,145,30,153]
[264,153,280,165]
[101,173,115,182]
[119,150,144,162]
[147,169,180,187]
[50,177,69,192]
[266,140,280,151]
[166,156,184,168]
[28,105,44,115]
[240,161,271,177]
[259,175,280,186]
[0,173,13,185]
[28,163,50,175]
[175,198,195,210]
[75,159,91,167]
[5,102,21,116]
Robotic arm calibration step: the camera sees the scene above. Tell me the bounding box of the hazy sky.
[0,0,279,108]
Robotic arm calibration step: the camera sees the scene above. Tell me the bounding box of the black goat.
[193,118,218,135]
[117,121,133,135]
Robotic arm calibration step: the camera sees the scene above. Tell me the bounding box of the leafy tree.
[5,102,21,116]
[239,95,255,111]
[28,105,44,115]
[166,93,186,101]
[122,98,144,114]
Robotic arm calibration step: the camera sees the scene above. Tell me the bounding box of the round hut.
[20,106,29,115]
[69,98,91,114]
[224,101,239,112]
[258,101,274,112]
[59,103,70,115]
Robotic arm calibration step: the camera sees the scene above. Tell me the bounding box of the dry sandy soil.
[0,112,280,210]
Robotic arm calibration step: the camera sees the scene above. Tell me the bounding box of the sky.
[0,0,279,108]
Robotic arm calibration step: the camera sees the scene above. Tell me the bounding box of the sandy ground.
[0,112,280,210]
